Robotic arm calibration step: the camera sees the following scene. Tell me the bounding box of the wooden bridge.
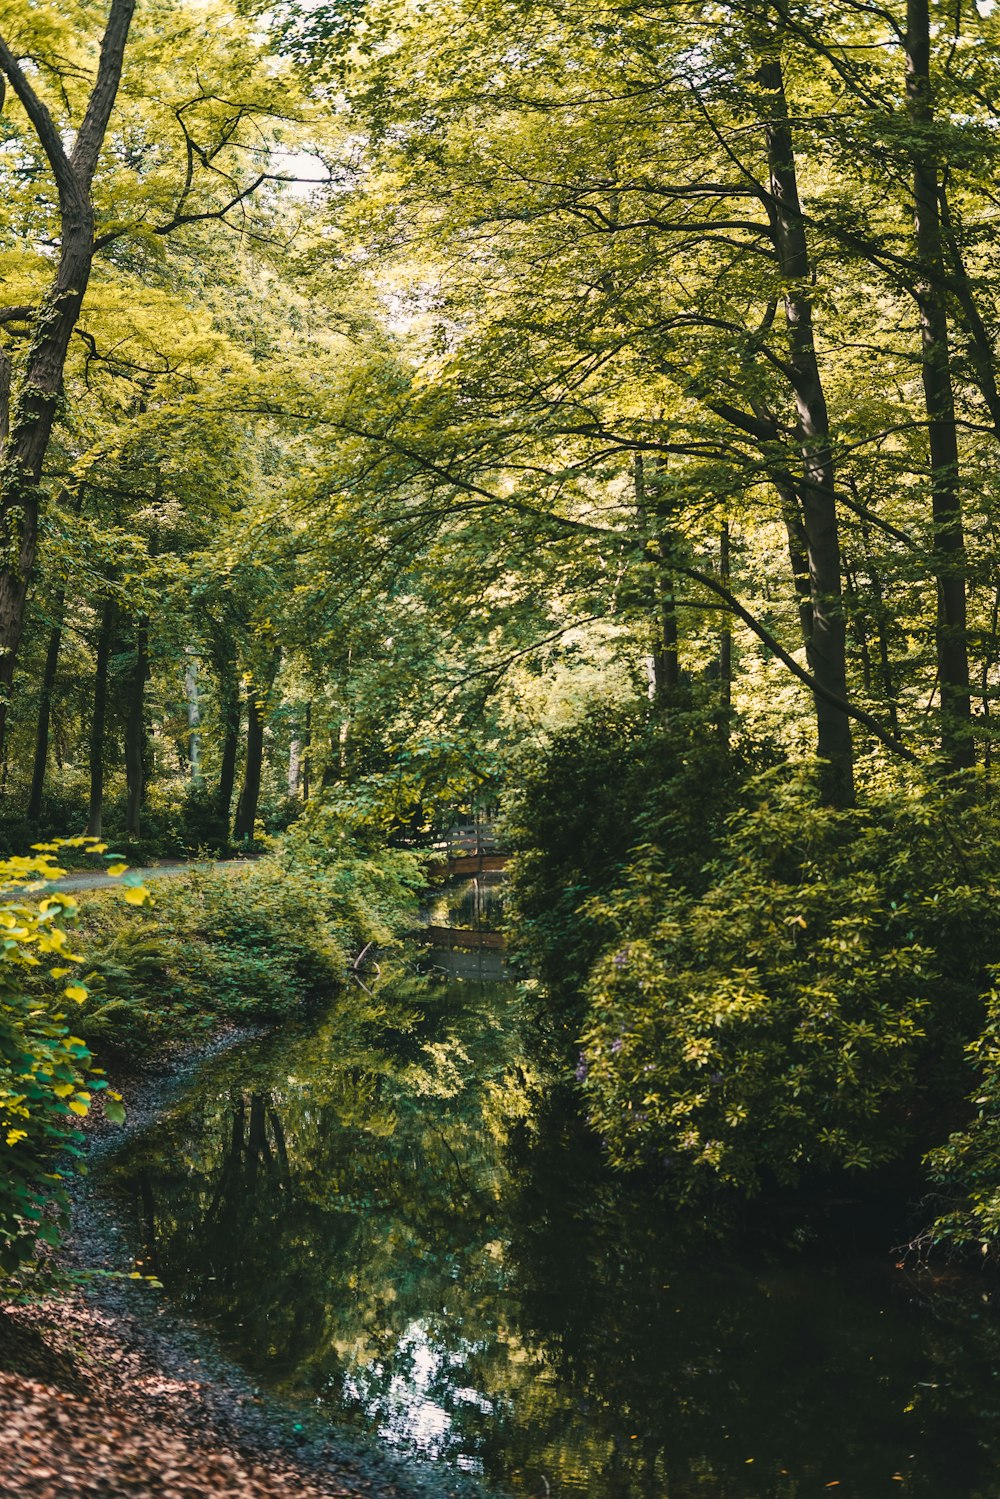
[431,821,508,881]
[419,819,509,947]
[439,851,508,878]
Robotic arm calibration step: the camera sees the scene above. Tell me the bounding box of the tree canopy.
[7,0,1000,1252]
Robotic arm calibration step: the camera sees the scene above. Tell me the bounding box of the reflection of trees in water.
[121,1086,332,1375]
[495,1109,990,1499]
[111,989,1000,1499]
[206,1091,292,1224]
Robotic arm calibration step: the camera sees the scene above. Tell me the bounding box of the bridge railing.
[431,822,502,860]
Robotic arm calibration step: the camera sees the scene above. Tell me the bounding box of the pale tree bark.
[288,738,302,798]
[0,0,136,751]
[183,650,203,786]
[87,598,116,839]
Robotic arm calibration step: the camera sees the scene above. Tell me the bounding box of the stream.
[100,878,1000,1499]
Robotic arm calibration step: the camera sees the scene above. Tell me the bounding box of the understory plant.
[925,981,1000,1255]
[72,835,424,1057]
[0,840,127,1277]
[577,768,1000,1198]
[503,702,776,1036]
[508,733,1000,1205]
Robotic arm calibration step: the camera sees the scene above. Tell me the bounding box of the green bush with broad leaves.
[507,731,1000,1204]
[0,840,129,1276]
[925,981,1000,1255]
[576,769,1000,1198]
[502,704,777,1041]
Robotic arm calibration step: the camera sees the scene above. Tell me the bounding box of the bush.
[72,835,424,1058]
[0,841,125,1277]
[576,768,1000,1199]
[503,703,777,1027]
[925,981,1000,1255]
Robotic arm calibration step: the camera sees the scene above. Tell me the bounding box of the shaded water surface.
[107,911,1000,1498]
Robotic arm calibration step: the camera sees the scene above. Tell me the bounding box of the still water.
[106,884,1000,1499]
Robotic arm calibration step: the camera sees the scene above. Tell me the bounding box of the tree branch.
[70,0,137,187]
[682,564,916,760]
[0,36,76,203]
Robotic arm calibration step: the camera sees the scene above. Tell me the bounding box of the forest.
[7,0,1000,1486]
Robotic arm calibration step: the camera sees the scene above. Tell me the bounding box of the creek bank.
[0,858,502,1498]
[1,1009,492,1499]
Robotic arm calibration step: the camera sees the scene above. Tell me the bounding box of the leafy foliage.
[503,703,777,1027]
[576,772,1000,1198]
[73,841,423,1057]
[925,982,1000,1254]
[0,840,127,1276]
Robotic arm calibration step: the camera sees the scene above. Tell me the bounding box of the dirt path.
[47,857,257,894]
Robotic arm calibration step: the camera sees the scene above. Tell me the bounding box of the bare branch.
[93,173,284,250]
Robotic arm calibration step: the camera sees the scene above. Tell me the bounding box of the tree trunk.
[652,535,680,708]
[635,452,680,709]
[777,483,814,650]
[183,650,203,786]
[0,0,136,752]
[718,519,732,737]
[756,37,855,806]
[288,738,302,798]
[124,618,148,838]
[905,0,973,770]
[211,634,240,833]
[233,689,264,842]
[983,584,1000,774]
[27,590,65,823]
[301,701,312,802]
[87,598,116,838]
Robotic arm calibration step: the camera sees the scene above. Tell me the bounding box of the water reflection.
[428,873,506,932]
[108,970,1000,1498]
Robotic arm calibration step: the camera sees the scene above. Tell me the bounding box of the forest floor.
[0,1029,482,1499]
[0,1300,369,1499]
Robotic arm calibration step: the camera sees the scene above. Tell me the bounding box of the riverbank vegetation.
[8,0,1000,1280]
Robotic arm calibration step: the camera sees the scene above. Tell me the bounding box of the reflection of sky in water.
[108,968,1000,1499]
[344,1322,489,1471]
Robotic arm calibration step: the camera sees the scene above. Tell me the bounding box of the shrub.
[0,841,125,1277]
[925,981,1000,1254]
[576,768,1000,1199]
[72,837,424,1058]
[503,703,777,1027]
